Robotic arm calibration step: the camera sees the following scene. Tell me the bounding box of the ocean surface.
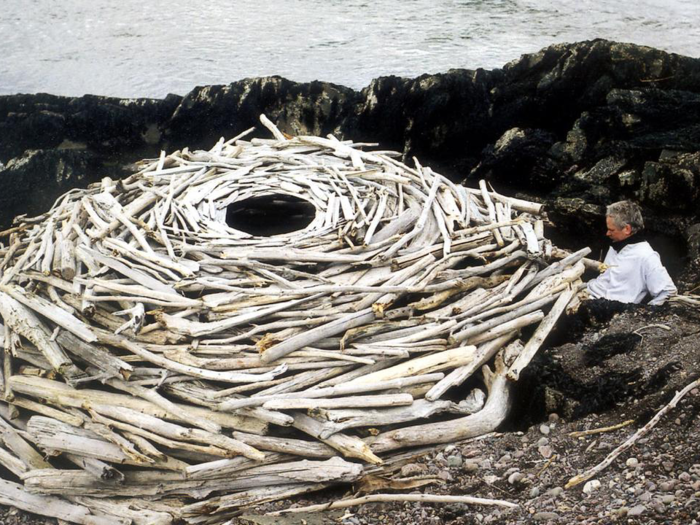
[2,0,700,99]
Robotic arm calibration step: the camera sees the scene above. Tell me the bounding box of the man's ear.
[623,224,633,235]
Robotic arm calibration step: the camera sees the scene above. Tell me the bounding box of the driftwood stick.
[156,293,325,338]
[0,479,128,525]
[568,420,635,438]
[23,456,363,497]
[0,291,83,380]
[369,351,514,453]
[293,413,383,464]
[507,286,576,381]
[97,330,288,384]
[3,324,15,400]
[218,373,443,410]
[260,308,377,363]
[566,377,700,489]
[182,482,331,515]
[68,496,175,525]
[64,453,126,484]
[346,347,476,386]
[426,334,517,401]
[10,396,85,427]
[0,444,28,476]
[104,378,222,434]
[263,393,413,410]
[56,331,133,380]
[90,404,265,461]
[0,284,97,343]
[231,431,336,459]
[316,398,460,439]
[0,418,52,470]
[9,375,267,434]
[269,492,519,515]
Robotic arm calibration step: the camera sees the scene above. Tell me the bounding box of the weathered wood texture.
[0,115,586,524]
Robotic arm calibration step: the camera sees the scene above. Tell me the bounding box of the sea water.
[1,0,699,99]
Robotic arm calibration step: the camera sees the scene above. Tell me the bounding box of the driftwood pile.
[0,115,592,524]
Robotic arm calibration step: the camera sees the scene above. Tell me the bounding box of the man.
[587,201,676,305]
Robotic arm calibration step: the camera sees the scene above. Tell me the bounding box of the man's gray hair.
[606,201,644,233]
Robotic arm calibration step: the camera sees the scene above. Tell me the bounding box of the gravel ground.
[3,302,700,525]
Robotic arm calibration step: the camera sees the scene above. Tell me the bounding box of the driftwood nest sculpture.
[0,115,591,524]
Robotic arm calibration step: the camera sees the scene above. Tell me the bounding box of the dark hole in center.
[226,195,316,236]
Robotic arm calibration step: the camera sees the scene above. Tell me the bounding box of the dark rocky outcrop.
[2,39,699,286]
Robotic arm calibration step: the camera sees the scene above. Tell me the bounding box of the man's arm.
[644,253,677,305]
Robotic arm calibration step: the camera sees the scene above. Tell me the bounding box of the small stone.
[400,463,425,477]
[660,481,675,491]
[533,512,560,521]
[661,495,675,504]
[498,453,512,465]
[444,445,457,454]
[548,413,560,423]
[529,487,541,498]
[484,474,499,484]
[514,450,525,459]
[539,424,551,436]
[663,461,675,472]
[679,472,692,482]
[613,507,629,518]
[508,472,525,485]
[639,491,653,502]
[652,501,666,514]
[628,505,646,517]
[693,480,700,491]
[447,455,463,468]
[537,437,549,447]
[626,457,639,468]
[583,480,601,494]
[438,470,453,482]
[479,459,492,470]
[463,461,479,472]
[538,445,553,458]
[546,487,564,497]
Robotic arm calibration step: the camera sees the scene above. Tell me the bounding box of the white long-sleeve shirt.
[587,240,677,305]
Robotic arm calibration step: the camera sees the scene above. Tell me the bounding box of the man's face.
[606,216,633,242]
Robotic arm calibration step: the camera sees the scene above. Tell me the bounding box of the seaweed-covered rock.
[638,152,700,211]
[0,149,122,224]
[470,127,560,189]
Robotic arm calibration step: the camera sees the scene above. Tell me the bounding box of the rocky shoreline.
[1,39,700,524]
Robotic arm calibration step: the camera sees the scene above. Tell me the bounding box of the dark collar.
[611,232,646,252]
